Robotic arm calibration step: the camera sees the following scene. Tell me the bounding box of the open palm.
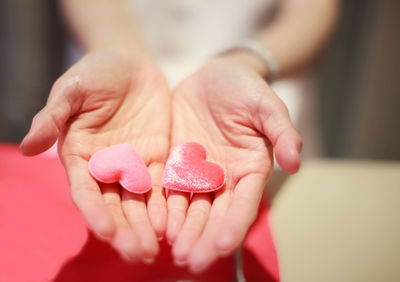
[21,50,170,263]
[167,59,302,272]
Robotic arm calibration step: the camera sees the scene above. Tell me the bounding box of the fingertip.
[275,142,301,174]
[20,117,58,156]
[148,206,167,240]
[189,264,208,275]
[20,136,57,157]
[147,163,168,240]
[173,259,187,268]
[153,219,167,241]
[140,233,160,261]
[113,228,143,263]
[166,192,189,245]
[166,219,179,245]
[142,257,155,264]
[91,213,117,240]
[19,141,30,156]
[187,245,211,274]
[172,236,190,262]
[214,228,236,257]
[287,158,301,174]
[120,253,137,264]
[79,201,116,240]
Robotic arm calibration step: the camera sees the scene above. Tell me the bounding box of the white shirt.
[67,0,321,157]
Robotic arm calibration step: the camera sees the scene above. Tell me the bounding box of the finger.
[65,155,116,240]
[146,163,167,239]
[166,191,190,245]
[187,189,232,274]
[274,128,302,174]
[214,173,266,255]
[258,96,302,174]
[20,77,82,156]
[122,190,159,262]
[172,193,212,266]
[101,183,143,262]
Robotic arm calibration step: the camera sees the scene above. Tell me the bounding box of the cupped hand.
[167,58,302,272]
[20,49,171,263]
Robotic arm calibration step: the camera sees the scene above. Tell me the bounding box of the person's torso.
[129,0,277,85]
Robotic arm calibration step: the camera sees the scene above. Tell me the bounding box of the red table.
[0,144,279,281]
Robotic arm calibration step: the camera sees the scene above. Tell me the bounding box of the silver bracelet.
[226,40,280,83]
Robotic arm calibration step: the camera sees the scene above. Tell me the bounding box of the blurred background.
[1,1,400,282]
[0,0,399,160]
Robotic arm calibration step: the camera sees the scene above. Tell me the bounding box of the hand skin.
[167,57,302,273]
[20,49,171,263]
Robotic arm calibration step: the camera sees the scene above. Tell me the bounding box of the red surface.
[163,142,225,193]
[243,203,280,281]
[0,144,87,282]
[89,144,151,193]
[0,144,279,281]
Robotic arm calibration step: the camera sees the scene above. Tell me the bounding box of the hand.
[20,49,171,263]
[167,58,302,272]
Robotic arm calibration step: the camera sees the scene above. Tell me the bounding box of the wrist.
[215,41,279,83]
[215,51,270,79]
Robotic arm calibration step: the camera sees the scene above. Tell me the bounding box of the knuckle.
[123,249,142,263]
[281,101,290,113]
[182,223,203,235]
[167,206,187,217]
[51,77,65,92]
[233,197,257,224]
[120,201,144,219]
[105,199,121,211]
[31,112,41,123]
[151,183,164,192]
[51,74,82,100]
[147,200,166,211]
[129,216,148,226]
[140,240,158,256]
[188,205,209,220]
[208,213,223,226]
[296,132,303,147]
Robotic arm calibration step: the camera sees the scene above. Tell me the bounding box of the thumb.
[20,78,82,156]
[256,92,303,174]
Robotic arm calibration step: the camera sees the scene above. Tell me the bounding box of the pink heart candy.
[88,144,151,193]
[162,142,225,197]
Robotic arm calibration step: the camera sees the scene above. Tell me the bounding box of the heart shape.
[88,144,151,193]
[162,142,225,196]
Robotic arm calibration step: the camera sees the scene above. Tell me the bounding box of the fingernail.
[166,221,178,245]
[216,229,234,253]
[121,252,135,263]
[172,239,189,260]
[218,248,232,257]
[174,259,187,267]
[93,217,115,240]
[189,262,207,274]
[95,233,109,242]
[188,247,208,274]
[113,229,135,255]
[142,257,155,264]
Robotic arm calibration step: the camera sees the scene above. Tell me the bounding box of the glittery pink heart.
[88,144,151,193]
[162,142,225,196]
